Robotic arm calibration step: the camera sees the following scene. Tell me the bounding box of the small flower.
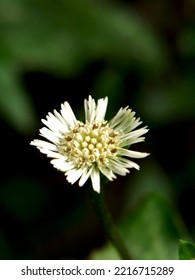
[31,96,149,193]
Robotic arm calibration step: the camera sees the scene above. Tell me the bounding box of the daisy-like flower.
[31,96,149,193]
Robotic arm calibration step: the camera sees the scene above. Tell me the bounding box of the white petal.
[66,168,86,185]
[120,157,140,170]
[53,109,68,126]
[99,166,116,181]
[94,97,108,122]
[90,168,100,193]
[112,111,135,132]
[39,127,60,144]
[51,158,74,171]
[121,127,149,141]
[109,107,130,129]
[30,139,57,151]
[131,117,142,130]
[110,157,140,170]
[47,112,68,133]
[78,168,92,186]
[109,107,145,136]
[115,115,134,132]
[118,148,149,158]
[61,101,77,128]
[84,95,96,122]
[120,136,146,147]
[41,118,62,137]
[109,160,130,176]
[36,148,64,159]
[120,127,149,147]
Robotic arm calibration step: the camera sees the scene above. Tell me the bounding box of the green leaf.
[90,161,188,260]
[119,194,180,259]
[89,243,120,260]
[90,194,180,260]
[179,240,195,260]
[119,161,189,259]
[0,66,37,134]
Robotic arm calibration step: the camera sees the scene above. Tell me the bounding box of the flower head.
[31,96,149,193]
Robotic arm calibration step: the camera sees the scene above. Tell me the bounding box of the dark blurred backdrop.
[0,0,195,259]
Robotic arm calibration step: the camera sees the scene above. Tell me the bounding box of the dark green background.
[0,0,195,259]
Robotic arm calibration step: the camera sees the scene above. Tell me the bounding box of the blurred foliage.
[179,240,195,260]
[0,0,195,259]
[0,66,37,134]
[0,0,167,133]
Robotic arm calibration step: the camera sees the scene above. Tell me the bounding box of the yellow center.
[58,121,119,168]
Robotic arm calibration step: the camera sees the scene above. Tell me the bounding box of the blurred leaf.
[92,68,126,118]
[90,194,180,260]
[179,240,195,260]
[0,0,167,75]
[90,161,189,260]
[89,242,120,260]
[119,160,189,259]
[120,194,180,259]
[123,160,173,208]
[0,177,49,222]
[138,77,195,125]
[0,66,37,134]
[178,24,195,59]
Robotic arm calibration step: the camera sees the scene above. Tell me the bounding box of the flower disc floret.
[58,121,119,169]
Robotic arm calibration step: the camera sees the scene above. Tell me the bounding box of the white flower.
[30,96,149,193]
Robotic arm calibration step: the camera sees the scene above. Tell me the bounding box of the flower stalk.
[88,185,133,260]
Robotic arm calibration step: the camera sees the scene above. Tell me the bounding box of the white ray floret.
[30,95,149,193]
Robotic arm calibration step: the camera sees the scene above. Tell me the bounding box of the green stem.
[88,185,133,260]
